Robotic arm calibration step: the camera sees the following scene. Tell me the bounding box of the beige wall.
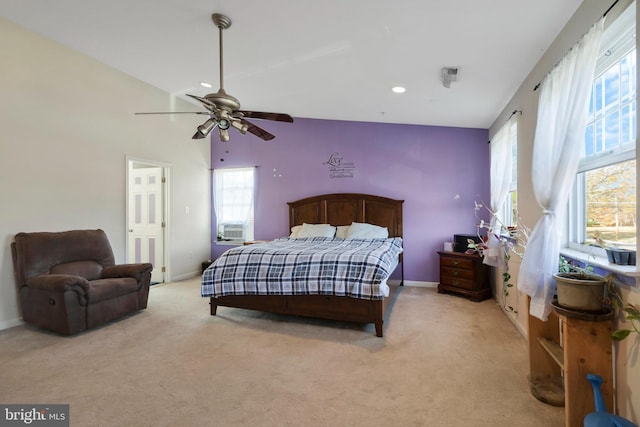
[489,0,639,419]
[0,17,211,329]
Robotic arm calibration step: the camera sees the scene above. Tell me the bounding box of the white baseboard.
[393,280,438,288]
[0,318,23,331]
[170,271,201,282]
[497,303,528,339]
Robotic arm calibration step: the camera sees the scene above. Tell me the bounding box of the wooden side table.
[529,302,614,427]
[437,251,491,302]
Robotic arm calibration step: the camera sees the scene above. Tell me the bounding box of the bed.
[202,193,404,337]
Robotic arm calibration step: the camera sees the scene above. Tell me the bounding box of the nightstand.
[243,240,268,245]
[437,251,491,302]
[202,260,214,274]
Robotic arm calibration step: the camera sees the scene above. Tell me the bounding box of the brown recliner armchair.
[11,229,153,335]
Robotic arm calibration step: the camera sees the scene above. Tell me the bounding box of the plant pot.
[605,248,637,265]
[553,273,606,312]
[605,249,615,263]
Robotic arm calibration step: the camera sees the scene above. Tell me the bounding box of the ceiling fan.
[136,13,293,142]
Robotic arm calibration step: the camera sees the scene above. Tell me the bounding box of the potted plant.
[593,230,636,266]
[605,247,636,265]
[556,257,640,341]
[606,282,640,341]
[554,256,607,312]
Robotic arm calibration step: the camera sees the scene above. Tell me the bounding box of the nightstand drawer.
[440,274,475,290]
[439,256,474,270]
[441,266,474,281]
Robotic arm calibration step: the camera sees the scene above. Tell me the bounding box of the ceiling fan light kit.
[136,13,293,142]
[193,119,216,139]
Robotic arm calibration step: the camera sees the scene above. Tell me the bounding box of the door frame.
[126,156,171,282]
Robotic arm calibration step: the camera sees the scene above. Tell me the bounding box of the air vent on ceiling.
[441,67,460,88]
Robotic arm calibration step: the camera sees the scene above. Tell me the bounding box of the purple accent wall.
[210,117,489,282]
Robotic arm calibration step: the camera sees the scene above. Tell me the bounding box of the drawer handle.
[452,260,459,265]
[452,271,459,276]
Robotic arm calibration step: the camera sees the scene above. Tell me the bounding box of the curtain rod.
[508,109,522,120]
[533,0,620,92]
[603,0,620,17]
[488,110,522,143]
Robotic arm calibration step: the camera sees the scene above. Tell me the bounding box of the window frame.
[566,5,636,258]
[213,166,256,244]
[506,120,518,228]
[498,119,518,230]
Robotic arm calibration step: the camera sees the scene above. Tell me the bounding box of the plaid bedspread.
[202,237,403,300]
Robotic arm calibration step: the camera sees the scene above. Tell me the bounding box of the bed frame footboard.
[210,294,388,337]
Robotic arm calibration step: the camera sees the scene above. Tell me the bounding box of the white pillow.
[346,222,389,239]
[296,223,336,238]
[335,225,350,239]
[289,225,303,238]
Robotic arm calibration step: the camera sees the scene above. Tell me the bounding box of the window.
[570,4,636,253]
[501,120,518,228]
[213,167,255,243]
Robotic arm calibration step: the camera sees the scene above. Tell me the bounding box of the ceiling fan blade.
[237,110,294,123]
[186,94,218,111]
[242,119,275,141]
[134,111,210,115]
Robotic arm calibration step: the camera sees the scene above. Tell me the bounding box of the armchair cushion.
[51,260,104,281]
[87,278,139,303]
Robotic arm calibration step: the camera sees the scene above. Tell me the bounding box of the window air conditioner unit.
[222,224,245,241]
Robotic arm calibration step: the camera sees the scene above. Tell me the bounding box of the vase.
[553,273,607,312]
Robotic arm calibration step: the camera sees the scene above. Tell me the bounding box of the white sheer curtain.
[483,115,517,268]
[213,167,255,226]
[517,18,605,321]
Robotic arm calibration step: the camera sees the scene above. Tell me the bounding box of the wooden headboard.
[287,193,404,238]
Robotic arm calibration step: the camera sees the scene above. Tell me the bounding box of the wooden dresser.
[437,251,491,302]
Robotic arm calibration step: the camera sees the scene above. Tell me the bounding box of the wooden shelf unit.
[528,301,614,427]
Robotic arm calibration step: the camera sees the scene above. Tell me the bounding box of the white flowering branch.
[473,199,530,259]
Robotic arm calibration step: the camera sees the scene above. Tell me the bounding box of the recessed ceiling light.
[200,82,213,88]
[392,86,406,94]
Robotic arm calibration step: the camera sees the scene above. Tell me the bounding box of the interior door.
[128,165,165,283]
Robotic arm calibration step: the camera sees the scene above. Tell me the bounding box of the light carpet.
[0,278,563,426]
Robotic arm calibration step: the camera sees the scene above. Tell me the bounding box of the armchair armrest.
[26,274,90,292]
[102,263,153,281]
[25,274,90,305]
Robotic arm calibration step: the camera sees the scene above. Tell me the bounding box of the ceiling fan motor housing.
[205,89,240,112]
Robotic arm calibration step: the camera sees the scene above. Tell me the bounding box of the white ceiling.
[0,0,584,128]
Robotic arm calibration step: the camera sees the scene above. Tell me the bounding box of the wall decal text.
[324,152,355,178]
